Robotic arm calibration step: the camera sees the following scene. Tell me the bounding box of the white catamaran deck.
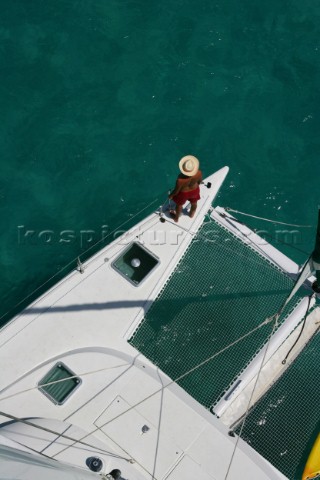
[0,167,293,479]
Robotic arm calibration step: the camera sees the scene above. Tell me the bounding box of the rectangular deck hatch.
[38,363,81,404]
[112,242,159,286]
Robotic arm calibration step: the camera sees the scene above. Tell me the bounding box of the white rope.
[225,207,313,228]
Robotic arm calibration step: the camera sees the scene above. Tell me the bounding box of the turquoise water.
[1,1,320,477]
[1,0,320,324]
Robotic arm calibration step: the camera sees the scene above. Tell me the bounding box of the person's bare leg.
[189,201,197,218]
[171,204,183,222]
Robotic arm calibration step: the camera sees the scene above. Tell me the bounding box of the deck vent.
[38,363,81,404]
[112,242,159,286]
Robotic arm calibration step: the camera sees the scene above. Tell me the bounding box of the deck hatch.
[38,363,81,404]
[112,242,159,286]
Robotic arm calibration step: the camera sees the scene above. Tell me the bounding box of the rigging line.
[54,316,275,452]
[271,254,313,319]
[281,294,314,365]
[224,279,315,476]
[0,196,160,324]
[0,411,132,462]
[224,314,279,480]
[148,197,289,277]
[203,212,304,277]
[266,235,311,256]
[9,437,55,461]
[52,363,136,459]
[162,207,282,273]
[224,208,314,228]
[217,210,314,284]
[40,423,71,455]
[217,211,297,275]
[173,318,273,383]
[221,210,311,256]
[0,363,128,403]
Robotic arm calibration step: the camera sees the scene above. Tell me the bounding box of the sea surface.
[0,0,320,478]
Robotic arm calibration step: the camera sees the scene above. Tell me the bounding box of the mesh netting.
[128,218,320,479]
[130,219,297,408]
[236,329,320,480]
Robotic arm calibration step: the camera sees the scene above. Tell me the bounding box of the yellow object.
[302,434,320,480]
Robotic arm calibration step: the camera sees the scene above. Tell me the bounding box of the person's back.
[176,170,202,192]
[169,155,202,222]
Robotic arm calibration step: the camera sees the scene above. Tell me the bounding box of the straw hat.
[179,155,199,176]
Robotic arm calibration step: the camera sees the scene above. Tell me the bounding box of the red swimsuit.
[172,186,200,206]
